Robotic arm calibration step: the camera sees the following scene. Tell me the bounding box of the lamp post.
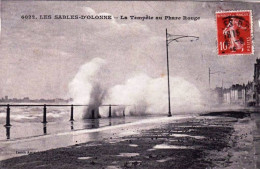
[208,67,225,89]
[165,29,199,117]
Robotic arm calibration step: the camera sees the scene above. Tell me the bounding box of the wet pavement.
[1,109,260,168]
[0,114,192,161]
[252,112,260,169]
[0,110,257,169]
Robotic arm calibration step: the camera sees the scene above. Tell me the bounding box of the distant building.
[220,59,260,107]
[23,97,30,102]
[230,84,245,105]
[253,59,260,106]
[245,81,254,106]
[222,84,245,105]
[0,96,71,103]
[223,88,231,104]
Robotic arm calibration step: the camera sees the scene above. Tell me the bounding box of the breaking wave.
[69,58,204,119]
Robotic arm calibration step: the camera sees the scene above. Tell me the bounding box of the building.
[253,59,260,106]
[222,84,246,105]
[245,81,254,106]
[223,88,231,104]
[230,84,246,105]
[220,59,260,107]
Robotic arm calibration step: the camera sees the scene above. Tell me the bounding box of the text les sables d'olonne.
[21,15,200,21]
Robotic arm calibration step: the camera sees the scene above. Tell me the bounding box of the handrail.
[1,103,129,127]
[0,104,130,107]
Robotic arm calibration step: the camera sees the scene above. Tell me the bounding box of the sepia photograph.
[0,0,260,168]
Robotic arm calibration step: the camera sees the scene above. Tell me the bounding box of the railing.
[0,104,127,127]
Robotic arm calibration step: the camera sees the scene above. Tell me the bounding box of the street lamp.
[165,29,199,117]
[208,67,225,89]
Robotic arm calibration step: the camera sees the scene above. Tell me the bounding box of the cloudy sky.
[0,1,259,99]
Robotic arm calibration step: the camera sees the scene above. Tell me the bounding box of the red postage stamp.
[216,10,253,55]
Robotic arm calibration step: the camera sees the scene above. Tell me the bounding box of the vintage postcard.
[0,0,260,169]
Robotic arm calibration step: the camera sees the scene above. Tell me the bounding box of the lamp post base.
[168,113,172,117]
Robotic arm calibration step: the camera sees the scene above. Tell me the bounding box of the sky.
[0,1,259,99]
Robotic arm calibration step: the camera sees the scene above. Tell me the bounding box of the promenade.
[0,110,257,169]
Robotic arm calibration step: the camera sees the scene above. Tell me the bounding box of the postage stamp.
[216,10,253,55]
